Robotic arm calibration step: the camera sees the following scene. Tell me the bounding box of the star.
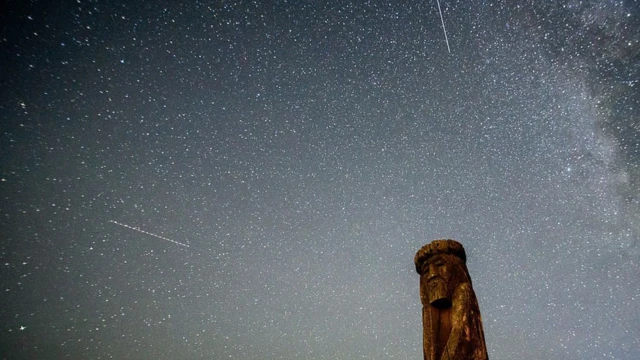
[19,326,26,331]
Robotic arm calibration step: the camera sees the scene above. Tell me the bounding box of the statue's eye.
[434,261,445,267]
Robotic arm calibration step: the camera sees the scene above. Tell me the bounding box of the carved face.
[423,254,454,307]
[426,254,450,282]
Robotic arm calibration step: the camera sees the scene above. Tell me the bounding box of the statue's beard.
[427,278,451,308]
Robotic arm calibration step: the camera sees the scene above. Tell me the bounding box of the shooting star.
[109,220,190,248]
[436,0,451,53]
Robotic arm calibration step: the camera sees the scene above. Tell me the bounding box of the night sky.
[1,1,639,359]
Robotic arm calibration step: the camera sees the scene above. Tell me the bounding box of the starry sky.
[1,1,639,359]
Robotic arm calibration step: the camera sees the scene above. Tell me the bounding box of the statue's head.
[415,239,470,307]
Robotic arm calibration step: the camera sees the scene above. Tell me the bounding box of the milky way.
[1,1,638,359]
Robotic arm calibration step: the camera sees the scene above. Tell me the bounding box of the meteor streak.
[436,0,451,53]
[109,220,190,248]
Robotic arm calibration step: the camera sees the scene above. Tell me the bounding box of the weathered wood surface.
[415,240,488,360]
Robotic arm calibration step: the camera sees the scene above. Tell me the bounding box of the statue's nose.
[427,265,437,279]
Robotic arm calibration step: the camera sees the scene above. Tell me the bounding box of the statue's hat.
[414,239,467,274]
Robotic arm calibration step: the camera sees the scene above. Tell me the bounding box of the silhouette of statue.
[415,239,488,360]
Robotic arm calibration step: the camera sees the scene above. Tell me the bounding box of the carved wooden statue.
[415,239,488,360]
